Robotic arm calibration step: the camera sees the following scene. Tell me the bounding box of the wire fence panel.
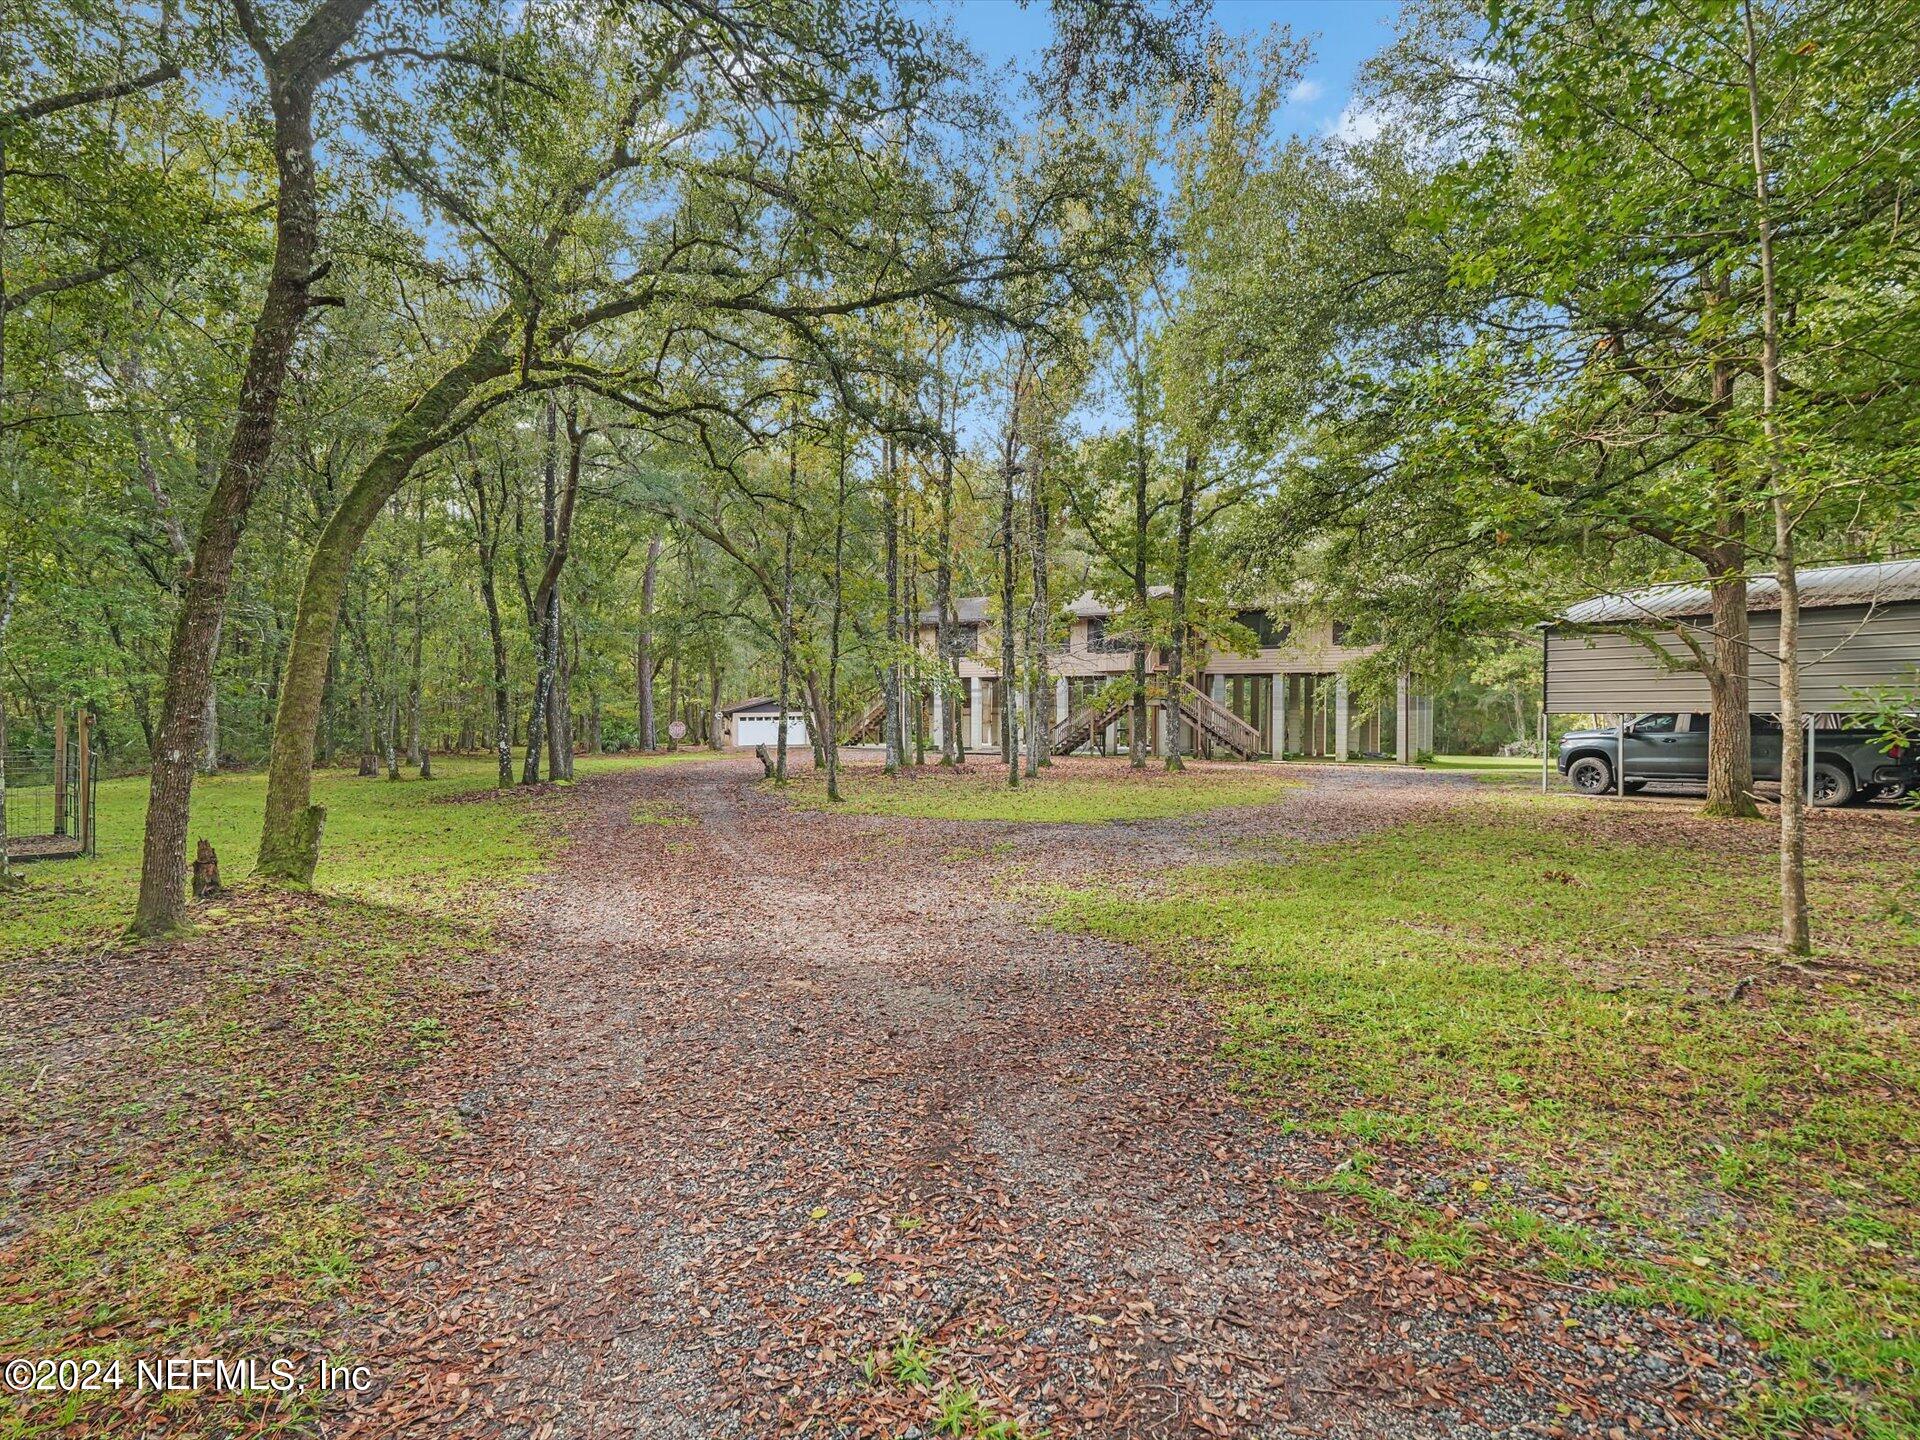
[5,744,95,859]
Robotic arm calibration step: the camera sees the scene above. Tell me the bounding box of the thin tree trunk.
[775,422,797,783]
[1129,351,1150,770]
[667,648,681,750]
[1166,449,1197,771]
[637,535,662,749]
[999,389,1021,790]
[935,380,961,766]
[1742,0,1808,953]
[0,576,16,884]
[1028,428,1050,772]
[826,430,848,801]
[882,433,902,773]
[135,0,373,934]
[408,486,426,770]
[524,400,560,785]
[706,657,722,751]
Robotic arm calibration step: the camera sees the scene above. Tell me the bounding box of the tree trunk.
[667,651,681,751]
[881,434,903,773]
[706,657,722,751]
[999,395,1021,790]
[1701,556,1758,817]
[935,383,961,766]
[1741,0,1808,953]
[827,429,848,800]
[0,578,15,884]
[256,314,522,884]
[136,2,374,933]
[200,617,222,772]
[408,486,426,769]
[1028,430,1050,773]
[1166,449,1197,771]
[1129,325,1151,769]
[524,400,561,785]
[775,424,797,783]
[637,535,662,749]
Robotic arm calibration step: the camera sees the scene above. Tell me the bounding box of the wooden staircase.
[1050,693,1131,754]
[1166,682,1263,760]
[843,696,885,744]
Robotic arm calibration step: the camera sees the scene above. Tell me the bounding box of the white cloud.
[1287,78,1326,106]
[1324,102,1385,145]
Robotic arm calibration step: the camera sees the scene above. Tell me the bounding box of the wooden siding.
[1545,601,1920,712]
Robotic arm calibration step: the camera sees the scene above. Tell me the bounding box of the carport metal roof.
[1561,559,1920,626]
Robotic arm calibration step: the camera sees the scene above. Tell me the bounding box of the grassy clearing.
[775,757,1292,823]
[0,751,695,960]
[1050,795,1920,1439]
[0,751,680,1436]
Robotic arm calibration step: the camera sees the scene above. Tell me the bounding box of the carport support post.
[1539,712,1548,795]
[1615,717,1626,797]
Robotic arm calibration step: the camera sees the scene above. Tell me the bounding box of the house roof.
[720,696,799,717]
[913,595,992,626]
[1561,560,1920,626]
[1065,587,1172,618]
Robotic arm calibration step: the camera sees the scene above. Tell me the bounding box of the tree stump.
[754,743,775,778]
[191,839,224,899]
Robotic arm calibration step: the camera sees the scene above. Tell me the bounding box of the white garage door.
[736,715,807,747]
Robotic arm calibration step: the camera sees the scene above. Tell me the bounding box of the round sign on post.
[667,720,687,741]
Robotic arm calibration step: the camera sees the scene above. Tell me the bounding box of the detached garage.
[719,697,810,750]
[1544,559,1920,715]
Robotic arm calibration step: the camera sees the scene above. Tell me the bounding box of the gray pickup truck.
[1557,712,1915,806]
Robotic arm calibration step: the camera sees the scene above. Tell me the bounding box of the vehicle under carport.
[1539,560,1920,801]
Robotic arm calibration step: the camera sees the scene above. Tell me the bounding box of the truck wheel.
[1811,762,1854,808]
[1567,755,1612,794]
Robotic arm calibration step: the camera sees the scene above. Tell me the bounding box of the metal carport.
[1538,559,1920,794]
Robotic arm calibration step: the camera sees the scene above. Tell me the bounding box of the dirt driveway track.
[341,758,1754,1439]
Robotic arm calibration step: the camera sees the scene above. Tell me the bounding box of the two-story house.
[910,592,1433,762]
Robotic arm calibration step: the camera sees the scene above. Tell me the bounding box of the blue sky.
[941,0,1406,141]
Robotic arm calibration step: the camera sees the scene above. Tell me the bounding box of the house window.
[1234,609,1289,647]
[1086,618,1131,654]
[944,623,981,658]
[1332,620,1353,644]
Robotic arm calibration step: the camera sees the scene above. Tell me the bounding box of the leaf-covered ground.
[4,755,1913,1438]
[1052,794,1920,1439]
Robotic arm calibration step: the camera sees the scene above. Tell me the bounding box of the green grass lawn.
[0,751,697,959]
[1420,753,1541,772]
[775,757,1293,823]
[1051,797,1920,1439]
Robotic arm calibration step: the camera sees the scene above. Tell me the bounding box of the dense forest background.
[5,0,1917,939]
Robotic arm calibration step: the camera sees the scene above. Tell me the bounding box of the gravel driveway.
[340,758,1754,1439]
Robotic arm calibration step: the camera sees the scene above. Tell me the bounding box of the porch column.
[1271,674,1287,758]
[1209,673,1226,706]
[931,686,946,752]
[1055,675,1069,724]
[969,676,985,752]
[1395,669,1412,765]
[1334,675,1350,761]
